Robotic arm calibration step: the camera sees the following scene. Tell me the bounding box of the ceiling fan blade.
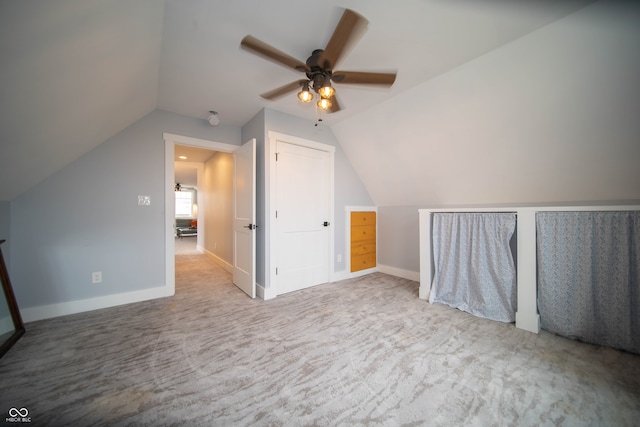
[328,95,341,113]
[332,71,397,86]
[319,9,368,71]
[241,35,309,73]
[260,80,308,100]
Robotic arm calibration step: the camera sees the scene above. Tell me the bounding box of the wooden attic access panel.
[351,211,376,272]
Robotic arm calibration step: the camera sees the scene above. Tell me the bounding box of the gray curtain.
[429,213,517,322]
[536,211,640,354]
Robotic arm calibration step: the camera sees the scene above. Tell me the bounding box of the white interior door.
[233,138,256,298]
[276,141,331,294]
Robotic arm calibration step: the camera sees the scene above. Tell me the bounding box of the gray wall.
[10,109,240,310]
[241,108,373,287]
[264,109,374,275]
[8,104,367,312]
[378,206,421,273]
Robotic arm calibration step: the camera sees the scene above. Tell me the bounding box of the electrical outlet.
[92,271,102,284]
[138,195,151,206]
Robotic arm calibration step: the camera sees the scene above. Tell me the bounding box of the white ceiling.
[175,145,216,163]
[174,145,216,188]
[157,0,594,127]
[0,0,594,201]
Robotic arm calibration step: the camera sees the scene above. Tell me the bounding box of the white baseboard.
[418,284,431,300]
[21,286,173,323]
[204,249,233,273]
[333,265,419,283]
[331,270,351,282]
[257,283,276,300]
[331,267,378,282]
[377,264,420,282]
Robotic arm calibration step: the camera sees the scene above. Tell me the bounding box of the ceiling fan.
[240,8,396,114]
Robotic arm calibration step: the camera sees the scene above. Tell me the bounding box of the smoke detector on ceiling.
[208,111,220,127]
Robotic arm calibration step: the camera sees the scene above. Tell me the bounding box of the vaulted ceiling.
[0,0,597,201]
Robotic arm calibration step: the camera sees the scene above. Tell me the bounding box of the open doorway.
[164,133,256,299]
[173,144,237,267]
[174,145,215,255]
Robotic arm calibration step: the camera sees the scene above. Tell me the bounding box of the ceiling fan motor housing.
[306,49,332,92]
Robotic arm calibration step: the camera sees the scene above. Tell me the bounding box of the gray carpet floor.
[1,245,639,426]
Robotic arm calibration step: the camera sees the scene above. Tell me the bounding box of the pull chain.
[314,103,324,126]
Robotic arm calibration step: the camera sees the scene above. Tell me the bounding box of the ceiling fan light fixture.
[297,83,314,103]
[318,83,334,99]
[317,98,332,111]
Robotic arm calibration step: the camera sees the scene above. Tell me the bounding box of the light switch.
[138,195,151,206]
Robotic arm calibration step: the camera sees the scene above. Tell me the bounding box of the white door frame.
[163,133,241,296]
[267,131,335,296]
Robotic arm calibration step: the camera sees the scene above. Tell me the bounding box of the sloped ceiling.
[0,0,596,201]
[0,0,164,201]
[332,0,640,206]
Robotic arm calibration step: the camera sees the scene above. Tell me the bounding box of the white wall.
[10,110,241,319]
[333,0,640,207]
[332,0,640,274]
[203,152,234,264]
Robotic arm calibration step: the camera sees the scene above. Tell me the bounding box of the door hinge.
[275,152,279,161]
[276,267,278,275]
[275,210,278,218]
